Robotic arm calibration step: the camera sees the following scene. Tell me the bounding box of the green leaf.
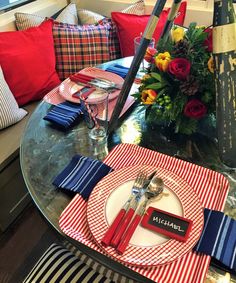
[176,118,198,135]
[146,82,165,90]
[201,92,213,103]
[150,72,162,81]
[132,92,141,99]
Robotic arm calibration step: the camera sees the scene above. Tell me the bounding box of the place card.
[141,207,193,242]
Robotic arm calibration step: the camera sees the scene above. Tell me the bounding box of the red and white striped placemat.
[87,164,204,266]
[43,70,136,120]
[43,86,135,121]
[59,143,229,283]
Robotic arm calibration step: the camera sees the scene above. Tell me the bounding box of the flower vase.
[144,106,217,164]
[144,106,176,138]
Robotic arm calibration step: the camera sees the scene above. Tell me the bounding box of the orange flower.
[144,47,157,63]
[154,52,171,72]
[141,89,157,104]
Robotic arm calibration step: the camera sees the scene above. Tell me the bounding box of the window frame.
[0,0,36,12]
[0,0,68,31]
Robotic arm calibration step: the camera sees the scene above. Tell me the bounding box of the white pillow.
[77,9,105,25]
[15,3,78,30]
[0,67,27,130]
[121,0,145,15]
[77,0,145,25]
[55,3,78,25]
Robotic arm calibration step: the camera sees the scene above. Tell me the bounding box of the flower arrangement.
[134,23,215,135]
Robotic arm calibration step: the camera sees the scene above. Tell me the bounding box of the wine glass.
[134,36,155,72]
[80,89,109,160]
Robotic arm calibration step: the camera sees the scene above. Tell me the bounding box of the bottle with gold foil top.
[212,0,236,168]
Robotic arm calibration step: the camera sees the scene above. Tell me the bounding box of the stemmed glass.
[134,36,155,72]
[80,89,109,160]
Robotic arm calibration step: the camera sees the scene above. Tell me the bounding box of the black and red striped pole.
[108,0,167,133]
[160,0,182,42]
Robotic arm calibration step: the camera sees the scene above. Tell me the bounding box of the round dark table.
[20,57,236,282]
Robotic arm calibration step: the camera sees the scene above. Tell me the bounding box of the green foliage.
[176,118,198,135]
[135,23,215,135]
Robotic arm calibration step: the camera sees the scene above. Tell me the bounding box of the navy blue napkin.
[105,64,129,78]
[43,102,84,130]
[194,208,236,271]
[53,155,113,199]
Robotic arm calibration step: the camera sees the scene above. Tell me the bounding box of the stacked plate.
[86,164,204,266]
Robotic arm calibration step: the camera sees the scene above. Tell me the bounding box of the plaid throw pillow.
[98,18,121,60]
[53,21,111,80]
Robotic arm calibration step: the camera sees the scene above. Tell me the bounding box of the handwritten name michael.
[152,216,185,232]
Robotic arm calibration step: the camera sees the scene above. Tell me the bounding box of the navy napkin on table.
[105,64,129,78]
[43,101,84,130]
[194,208,236,272]
[53,154,113,199]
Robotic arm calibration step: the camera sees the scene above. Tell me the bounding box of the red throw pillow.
[111,1,187,57]
[0,19,60,106]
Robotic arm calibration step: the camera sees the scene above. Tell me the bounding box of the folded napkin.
[43,101,84,130]
[105,64,129,78]
[194,208,236,271]
[53,155,113,199]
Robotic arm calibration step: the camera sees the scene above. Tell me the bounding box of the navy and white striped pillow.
[0,67,27,130]
[64,241,135,283]
[23,243,113,283]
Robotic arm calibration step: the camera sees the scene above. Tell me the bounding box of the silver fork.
[110,170,157,247]
[101,170,147,247]
[89,78,122,91]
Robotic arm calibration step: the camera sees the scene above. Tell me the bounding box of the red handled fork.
[110,170,157,248]
[70,73,122,91]
[101,170,147,247]
[116,176,164,255]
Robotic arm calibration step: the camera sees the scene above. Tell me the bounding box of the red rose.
[184,99,207,119]
[168,58,191,80]
[204,27,212,52]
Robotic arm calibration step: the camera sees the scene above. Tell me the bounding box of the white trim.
[0,0,68,31]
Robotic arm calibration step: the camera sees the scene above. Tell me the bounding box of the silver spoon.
[116,175,164,255]
[142,176,164,210]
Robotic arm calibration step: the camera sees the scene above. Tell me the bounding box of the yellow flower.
[154,52,171,72]
[196,25,206,29]
[208,56,214,73]
[141,74,151,81]
[141,89,157,104]
[171,27,185,43]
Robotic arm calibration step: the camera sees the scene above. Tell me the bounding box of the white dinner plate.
[86,164,204,267]
[58,67,124,103]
